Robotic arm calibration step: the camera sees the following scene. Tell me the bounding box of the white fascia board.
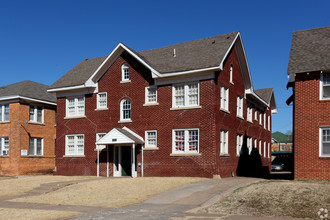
[0,96,56,106]
[246,91,269,107]
[156,66,220,78]
[219,32,240,69]
[122,126,145,143]
[47,84,91,93]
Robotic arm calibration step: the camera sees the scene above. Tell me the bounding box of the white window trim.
[172,82,200,108]
[0,104,9,122]
[120,98,131,121]
[229,65,233,84]
[172,128,199,154]
[247,105,253,122]
[320,73,330,100]
[319,127,330,157]
[236,96,243,118]
[220,130,229,155]
[268,115,271,131]
[29,137,44,156]
[267,143,270,158]
[247,137,252,154]
[145,130,157,148]
[259,140,262,155]
[263,141,266,158]
[220,85,229,112]
[145,86,158,104]
[0,137,9,156]
[66,96,85,117]
[65,134,85,156]
[97,92,108,109]
[264,113,266,129]
[96,133,106,150]
[259,111,263,125]
[29,105,44,123]
[121,63,130,81]
[236,134,243,156]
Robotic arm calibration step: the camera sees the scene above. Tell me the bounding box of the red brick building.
[0,81,56,175]
[287,26,330,180]
[48,32,276,178]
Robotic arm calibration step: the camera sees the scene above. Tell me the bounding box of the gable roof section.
[254,88,277,113]
[287,26,330,75]
[96,127,144,145]
[0,80,56,105]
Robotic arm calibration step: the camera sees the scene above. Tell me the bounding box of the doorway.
[113,146,131,177]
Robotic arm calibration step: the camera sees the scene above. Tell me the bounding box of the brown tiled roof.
[287,26,330,74]
[0,80,56,104]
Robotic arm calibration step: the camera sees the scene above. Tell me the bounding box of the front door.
[113,146,131,177]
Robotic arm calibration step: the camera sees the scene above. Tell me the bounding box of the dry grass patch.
[13,177,204,208]
[0,175,96,197]
[0,208,80,220]
[203,180,330,219]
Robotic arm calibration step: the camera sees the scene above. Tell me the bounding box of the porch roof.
[96,127,144,145]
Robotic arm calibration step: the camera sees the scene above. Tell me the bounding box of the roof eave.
[0,95,57,106]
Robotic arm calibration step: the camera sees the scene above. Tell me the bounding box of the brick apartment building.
[0,80,56,175]
[48,31,277,178]
[287,26,330,180]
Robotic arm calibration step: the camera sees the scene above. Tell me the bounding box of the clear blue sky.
[0,0,329,133]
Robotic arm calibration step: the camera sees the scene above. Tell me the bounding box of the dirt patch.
[203,180,330,219]
[0,208,80,220]
[12,177,204,208]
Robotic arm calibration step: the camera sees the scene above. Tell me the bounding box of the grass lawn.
[203,180,330,219]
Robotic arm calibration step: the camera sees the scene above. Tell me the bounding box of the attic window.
[121,64,130,81]
[321,73,330,100]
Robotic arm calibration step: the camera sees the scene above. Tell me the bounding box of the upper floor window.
[220,85,229,111]
[259,111,263,125]
[121,64,130,81]
[259,140,262,155]
[97,92,107,109]
[320,127,330,157]
[0,137,9,156]
[254,107,258,121]
[247,104,253,122]
[120,98,131,121]
[145,86,157,104]
[264,113,267,129]
[172,82,199,108]
[237,96,243,118]
[268,115,271,130]
[0,104,9,122]
[145,130,157,148]
[66,97,85,117]
[29,137,43,156]
[220,130,228,155]
[66,134,84,156]
[230,65,233,84]
[29,106,43,123]
[321,73,330,100]
[173,128,199,154]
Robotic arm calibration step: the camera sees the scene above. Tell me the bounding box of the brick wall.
[294,72,330,180]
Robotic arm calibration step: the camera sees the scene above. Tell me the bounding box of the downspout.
[141,144,144,177]
[97,145,99,177]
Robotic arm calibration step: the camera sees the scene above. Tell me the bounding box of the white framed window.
[220,130,228,155]
[247,137,252,154]
[172,128,199,154]
[254,107,258,121]
[29,105,43,123]
[145,130,157,148]
[268,143,270,158]
[259,111,263,125]
[268,115,271,131]
[264,113,266,129]
[263,141,266,158]
[254,138,257,151]
[259,140,262,155]
[29,137,43,156]
[65,134,84,156]
[220,85,229,111]
[236,96,243,118]
[319,127,330,157]
[172,82,199,107]
[0,104,9,122]
[66,96,85,117]
[96,133,106,150]
[247,104,253,122]
[145,86,157,104]
[97,92,107,109]
[0,137,9,156]
[230,65,233,84]
[121,63,130,81]
[120,98,131,121]
[236,134,243,156]
[320,73,330,100]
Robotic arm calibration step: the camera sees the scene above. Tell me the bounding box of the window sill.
[236,115,244,120]
[143,147,159,150]
[170,106,202,111]
[28,121,45,126]
[120,80,131,84]
[0,121,10,124]
[0,155,9,157]
[95,108,109,111]
[220,108,230,114]
[247,120,253,124]
[143,103,159,107]
[220,154,230,157]
[64,116,87,119]
[118,120,132,124]
[230,81,234,85]
[319,156,330,159]
[170,153,201,157]
[63,155,85,158]
[22,155,44,158]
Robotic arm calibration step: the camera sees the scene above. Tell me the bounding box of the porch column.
[97,145,100,177]
[132,143,136,178]
[107,145,109,177]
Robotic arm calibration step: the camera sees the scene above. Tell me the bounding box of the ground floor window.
[145,130,157,148]
[66,134,84,156]
[0,137,9,156]
[29,137,43,156]
[220,130,228,155]
[173,128,199,154]
[320,127,330,157]
[236,134,243,156]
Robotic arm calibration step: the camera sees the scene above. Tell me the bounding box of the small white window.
[220,85,229,111]
[320,127,330,157]
[263,141,266,158]
[321,73,330,100]
[220,130,228,155]
[29,106,43,123]
[121,63,130,81]
[264,113,266,129]
[145,130,157,148]
[145,86,157,104]
[259,111,263,125]
[0,137,9,156]
[0,104,9,122]
[268,143,270,158]
[254,139,257,150]
[120,98,131,121]
[66,97,85,117]
[29,137,43,156]
[230,65,233,84]
[236,96,243,118]
[247,104,253,122]
[236,134,243,156]
[65,134,84,156]
[259,140,262,155]
[247,137,252,154]
[268,115,271,131]
[96,133,106,150]
[172,82,199,107]
[173,129,199,154]
[97,92,107,109]
[254,107,258,121]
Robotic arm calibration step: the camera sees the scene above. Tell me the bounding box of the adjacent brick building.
[48,32,277,178]
[0,80,56,175]
[287,26,330,180]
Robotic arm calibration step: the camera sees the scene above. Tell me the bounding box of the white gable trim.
[0,95,56,106]
[219,32,240,70]
[96,128,134,145]
[122,126,144,143]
